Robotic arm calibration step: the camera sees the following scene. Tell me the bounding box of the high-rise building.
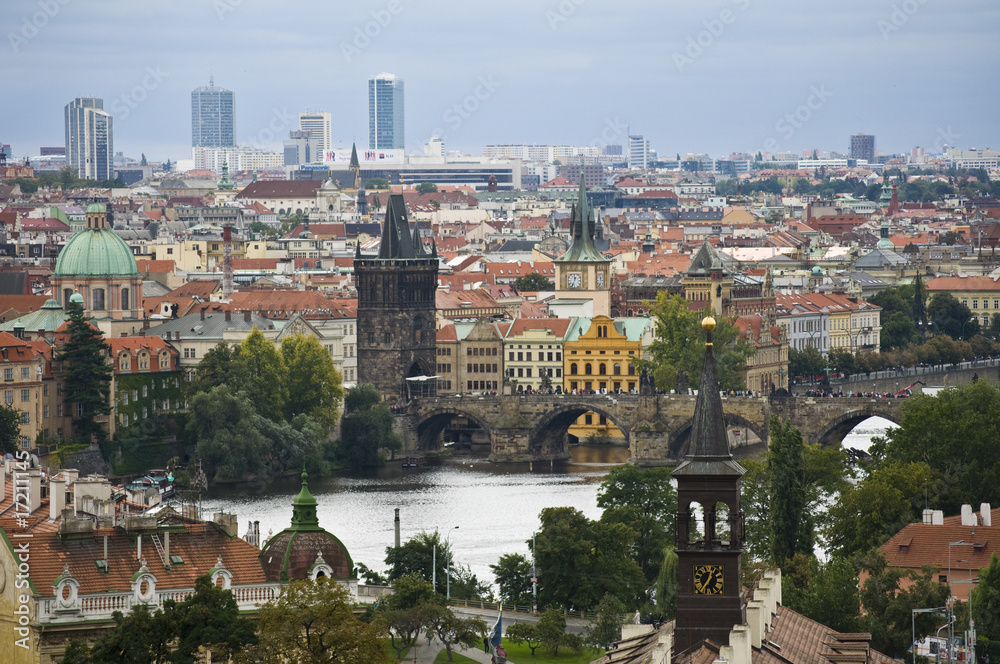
[849,133,875,162]
[627,135,649,170]
[283,130,322,166]
[191,76,235,147]
[368,73,405,150]
[64,97,113,180]
[298,111,331,158]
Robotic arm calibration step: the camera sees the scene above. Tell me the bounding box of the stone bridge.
[394,393,904,465]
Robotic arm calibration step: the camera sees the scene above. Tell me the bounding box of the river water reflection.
[201,446,630,586]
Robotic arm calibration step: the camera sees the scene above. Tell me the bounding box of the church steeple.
[290,470,321,531]
[672,317,747,654]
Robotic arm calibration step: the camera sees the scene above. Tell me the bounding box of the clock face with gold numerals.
[693,564,724,595]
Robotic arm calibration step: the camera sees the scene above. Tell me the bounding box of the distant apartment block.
[481,145,601,162]
[557,162,607,187]
[299,110,332,156]
[191,77,236,147]
[64,97,113,180]
[284,130,322,166]
[849,133,875,163]
[192,146,283,173]
[627,135,649,170]
[369,73,405,150]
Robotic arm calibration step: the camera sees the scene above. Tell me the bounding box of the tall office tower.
[850,133,875,162]
[191,76,236,147]
[299,110,331,158]
[368,73,405,150]
[627,135,649,169]
[64,97,113,180]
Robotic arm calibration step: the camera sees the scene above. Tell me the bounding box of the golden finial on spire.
[702,316,716,345]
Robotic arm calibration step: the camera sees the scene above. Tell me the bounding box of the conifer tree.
[57,298,112,444]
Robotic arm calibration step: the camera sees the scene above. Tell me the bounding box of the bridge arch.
[414,407,493,452]
[810,406,900,447]
[530,402,630,458]
[668,413,766,460]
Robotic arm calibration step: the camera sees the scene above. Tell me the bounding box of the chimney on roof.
[962,504,977,526]
[27,468,41,515]
[982,503,992,527]
[200,308,205,321]
[932,510,944,525]
[49,476,66,521]
[923,508,934,525]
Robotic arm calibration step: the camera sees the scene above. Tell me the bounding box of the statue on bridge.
[676,369,690,395]
[640,367,656,396]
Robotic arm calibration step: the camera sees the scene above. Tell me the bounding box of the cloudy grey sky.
[4,0,998,162]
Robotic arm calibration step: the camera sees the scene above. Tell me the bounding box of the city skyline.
[3,1,998,162]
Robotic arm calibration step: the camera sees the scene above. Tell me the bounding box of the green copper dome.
[86,202,106,214]
[54,229,138,277]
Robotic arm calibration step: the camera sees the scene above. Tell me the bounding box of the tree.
[871,381,1000,513]
[84,604,175,664]
[597,464,677,591]
[655,548,679,619]
[170,574,257,664]
[534,506,645,611]
[768,418,812,566]
[140,153,147,166]
[788,346,825,380]
[859,551,950,659]
[189,385,269,480]
[0,402,21,454]
[505,622,543,655]
[189,342,248,397]
[385,530,451,588]
[827,347,855,376]
[57,298,112,444]
[422,604,486,662]
[587,593,626,650]
[928,292,978,340]
[337,384,401,468]
[825,461,933,560]
[238,327,287,422]
[363,178,388,190]
[249,578,384,664]
[972,553,1000,642]
[416,181,438,194]
[513,272,554,291]
[535,609,581,656]
[490,553,533,604]
[787,557,862,634]
[281,334,344,429]
[638,292,753,391]
[375,575,437,660]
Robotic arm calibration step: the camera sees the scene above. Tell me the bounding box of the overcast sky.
[3,0,998,162]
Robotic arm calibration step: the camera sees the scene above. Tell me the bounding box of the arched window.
[570,363,578,375]
[613,363,621,375]
[92,288,105,311]
[598,363,606,375]
[584,363,592,375]
[628,364,636,375]
[121,287,130,310]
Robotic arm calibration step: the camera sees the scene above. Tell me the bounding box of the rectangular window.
[43,405,49,418]
[43,384,48,396]
[122,414,129,427]
[3,369,11,381]
[76,402,84,417]
[4,390,12,403]
[57,404,63,417]
[20,412,29,424]
[508,352,514,361]
[21,367,30,379]
[21,389,29,402]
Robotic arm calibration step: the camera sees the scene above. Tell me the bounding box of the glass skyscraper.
[191,76,235,147]
[368,73,405,150]
[64,97,113,180]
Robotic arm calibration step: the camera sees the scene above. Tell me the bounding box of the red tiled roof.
[926,276,1000,292]
[20,217,71,231]
[166,279,221,300]
[136,259,176,274]
[236,180,322,199]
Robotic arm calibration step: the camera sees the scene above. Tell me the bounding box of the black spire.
[672,317,745,477]
[913,271,926,326]
[349,142,360,170]
[377,194,417,259]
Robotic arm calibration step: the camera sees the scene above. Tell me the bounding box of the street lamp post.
[948,541,975,662]
[912,607,947,664]
[445,526,459,600]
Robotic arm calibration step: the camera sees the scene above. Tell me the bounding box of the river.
[201,446,630,587]
[200,418,893,589]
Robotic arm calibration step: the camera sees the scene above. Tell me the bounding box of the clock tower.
[554,173,612,316]
[671,317,746,653]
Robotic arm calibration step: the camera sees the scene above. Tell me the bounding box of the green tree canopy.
[248,578,384,664]
[57,298,113,444]
[638,292,753,391]
[0,402,22,455]
[513,272,554,291]
[788,346,825,381]
[337,384,401,468]
[281,334,344,428]
[238,327,287,422]
[768,418,812,566]
[972,552,1000,642]
[490,553,533,604]
[597,464,677,592]
[363,178,388,189]
[188,342,248,397]
[416,181,438,193]
[586,594,627,650]
[928,292,978,340]
[533,506,645,611]
[422,604,487,661]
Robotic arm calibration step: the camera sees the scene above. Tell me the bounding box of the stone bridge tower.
[355,194,439,399]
